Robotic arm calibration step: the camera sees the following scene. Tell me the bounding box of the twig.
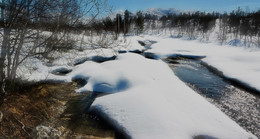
[14,117,33,138]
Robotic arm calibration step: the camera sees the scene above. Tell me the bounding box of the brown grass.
[0,82,114,139]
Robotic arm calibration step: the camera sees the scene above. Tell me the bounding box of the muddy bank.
[0,82,114,139]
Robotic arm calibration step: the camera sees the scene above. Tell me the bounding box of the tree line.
[93,8,260,47]
[90,10,144,39]
[146,8,260,46]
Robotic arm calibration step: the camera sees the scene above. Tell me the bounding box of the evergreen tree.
[103,17,115,32]
[135,11,144,35]
[124,10,131,35]
[114,14,122,39]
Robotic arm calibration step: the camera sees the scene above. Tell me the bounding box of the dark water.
[169,59,260,138]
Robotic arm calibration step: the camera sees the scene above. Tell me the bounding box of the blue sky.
[108,0,260,13]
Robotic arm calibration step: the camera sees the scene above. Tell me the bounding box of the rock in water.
[138,40,146,46]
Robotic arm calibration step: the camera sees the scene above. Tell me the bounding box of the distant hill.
[108,8,195,19]
[143,8,182,17]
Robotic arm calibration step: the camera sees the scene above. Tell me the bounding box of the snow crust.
[87,53,256,139]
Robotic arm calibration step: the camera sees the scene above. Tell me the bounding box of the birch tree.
[0,0,107,99]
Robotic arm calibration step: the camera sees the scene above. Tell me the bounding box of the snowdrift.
[81,53,256,139]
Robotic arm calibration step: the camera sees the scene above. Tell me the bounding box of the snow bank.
[85,53,256,139]
[67,53,171,93]
[18,34,259,138]
[118,36,156,53]
[18,35,146,82]
[146,37,260,92]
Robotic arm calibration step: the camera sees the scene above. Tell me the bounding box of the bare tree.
[218,13,229,44]
[0,0,108,99]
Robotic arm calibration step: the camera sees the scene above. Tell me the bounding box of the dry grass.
[0,82,114,139]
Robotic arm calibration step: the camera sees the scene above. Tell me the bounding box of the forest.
[95,7,260,46]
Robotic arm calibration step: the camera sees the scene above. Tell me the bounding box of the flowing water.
[68,50,260,138]
[167,59,260,138]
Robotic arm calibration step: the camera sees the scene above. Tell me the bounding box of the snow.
[145,37,260,92]
[36,125,61,138]
[17,32,260,138]
[86,53,256,139]
[143,8,182,17]
[118,36,146,52]
[68,53,169,93]
[18,36,122,81]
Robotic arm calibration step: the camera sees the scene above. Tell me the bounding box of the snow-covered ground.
[87,53,256,139]
[19,34,260,138]
[18,35,146,81]
[38,52,255,138]
[144,35,260,92]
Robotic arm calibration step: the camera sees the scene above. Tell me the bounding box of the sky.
[108,0,260,13]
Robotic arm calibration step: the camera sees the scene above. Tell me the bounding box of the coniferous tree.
[124,10,131,35]
[103,17,115,32]
[114,14,122,39]
[135,11,144,35]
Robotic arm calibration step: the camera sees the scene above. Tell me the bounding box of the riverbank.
[144,35,260,93]
[167,58,260,138]
[4,34,259,139]
[0,82,114,138]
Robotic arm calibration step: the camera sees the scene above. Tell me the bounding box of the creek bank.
[166,58,260,138]
[201,61,260,94]
[0,82,114,139]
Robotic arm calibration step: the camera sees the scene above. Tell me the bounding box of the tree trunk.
[11,29,26,81]
[0,28,11,96]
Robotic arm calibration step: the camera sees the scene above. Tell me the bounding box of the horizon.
[108,0,260,13]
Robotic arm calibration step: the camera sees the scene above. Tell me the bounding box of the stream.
[166,58,260,138]
[61,45,260,138]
